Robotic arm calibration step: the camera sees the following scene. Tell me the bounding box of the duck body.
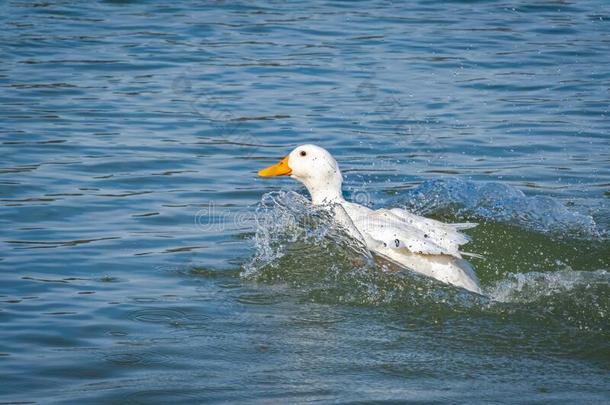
[258,144,482,294]
[338,201,481,293]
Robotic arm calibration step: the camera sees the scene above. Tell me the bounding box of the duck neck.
[303,178,345,205]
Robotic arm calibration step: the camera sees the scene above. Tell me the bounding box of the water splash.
[243,189,608,331]
[243,190,373,280]
[486,269,609,332]
[488,269,609,303]
[243,191,486,308]
[393,178,601,239]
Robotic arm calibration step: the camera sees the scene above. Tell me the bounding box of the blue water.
[1,1,609,403]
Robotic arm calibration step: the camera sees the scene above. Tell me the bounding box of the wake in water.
[243,182,609,331]
[488,269,609,303]
[392,178,603,239]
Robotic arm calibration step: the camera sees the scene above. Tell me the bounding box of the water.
[1,0,609,403]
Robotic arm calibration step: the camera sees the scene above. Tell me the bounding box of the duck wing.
[349,207,477,259]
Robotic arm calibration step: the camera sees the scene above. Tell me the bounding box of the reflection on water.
[1,0,609,403]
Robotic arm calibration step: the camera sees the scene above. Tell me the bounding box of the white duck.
[258,144,482,294]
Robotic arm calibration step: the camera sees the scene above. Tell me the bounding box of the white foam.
[394,178,602,239]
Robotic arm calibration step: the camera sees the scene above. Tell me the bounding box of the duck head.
[258,144,344,205]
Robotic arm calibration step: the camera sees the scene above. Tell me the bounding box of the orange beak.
[258,156,292,177]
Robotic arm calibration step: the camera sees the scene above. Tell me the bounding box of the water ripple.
[2,0,609,402]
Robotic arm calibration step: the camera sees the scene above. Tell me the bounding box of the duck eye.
[299,150,307,157]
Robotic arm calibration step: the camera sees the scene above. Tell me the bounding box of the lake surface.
[1,0,609,403]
